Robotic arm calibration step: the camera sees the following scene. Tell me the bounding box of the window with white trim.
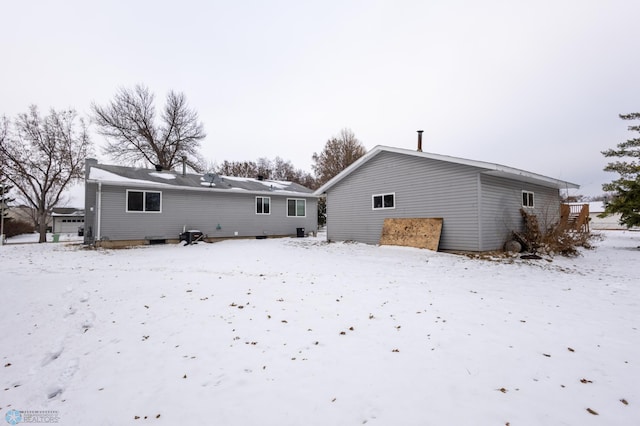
[522,191,534,208]
[287,199,306,217]
[372,193,395,210]
[256,196,270,214]
[126,190,162,212]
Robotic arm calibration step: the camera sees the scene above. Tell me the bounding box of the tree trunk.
[38,211,48,243]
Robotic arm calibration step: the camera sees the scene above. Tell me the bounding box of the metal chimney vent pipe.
[181,156,187,177]
[417,130,424,152]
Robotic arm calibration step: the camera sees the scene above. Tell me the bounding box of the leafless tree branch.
[0,106,92,242]
[312,128,366,187]
[92,85,206,171]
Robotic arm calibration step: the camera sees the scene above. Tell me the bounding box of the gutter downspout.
[476,174,482,251]
[96,182,102,242]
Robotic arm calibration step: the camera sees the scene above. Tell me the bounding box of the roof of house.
[86,163,316,197]
[314,145,580,194]
[52,208,85,217]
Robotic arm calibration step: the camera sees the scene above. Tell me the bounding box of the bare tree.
[92,85,206,171]
[215,160,258,177]
[312,128,366,187]
[270,157,316,188]
[256,157,273,179]
[268,157,295,181]
[214,156,316,188]
[0,106,91,242]
[0,116,7,177]
[0,119,11,240]
[295,172,318,190]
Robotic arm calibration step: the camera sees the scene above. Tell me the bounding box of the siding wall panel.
[97,186,317,241]
[479,175,561,250]
[325,151,563,252]
[326,152,482,251]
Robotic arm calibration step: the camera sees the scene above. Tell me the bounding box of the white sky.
[2,0,640,197]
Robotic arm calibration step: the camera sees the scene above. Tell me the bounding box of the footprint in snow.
[81,312,96,331]
[59,358,79,381]
[41,342,65,367]
[47,387,63,399]
[47,358,79,400]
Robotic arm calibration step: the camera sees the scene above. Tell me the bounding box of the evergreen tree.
[601,113,640,227]
[1,178,14,240]
[0,179,14,216]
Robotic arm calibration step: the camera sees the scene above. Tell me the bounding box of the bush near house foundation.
[512,209,595,257]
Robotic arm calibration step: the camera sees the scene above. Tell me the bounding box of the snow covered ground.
[1,231,638,425]
[3,232,83,245]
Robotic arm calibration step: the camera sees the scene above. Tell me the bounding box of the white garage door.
[54,218,84,233]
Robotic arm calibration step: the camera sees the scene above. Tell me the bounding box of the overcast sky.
[2,0,640,198]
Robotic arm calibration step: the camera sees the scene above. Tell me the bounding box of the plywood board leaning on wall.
[379,218,443,251]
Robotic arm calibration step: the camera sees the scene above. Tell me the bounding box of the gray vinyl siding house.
[84,160,318,247]
[314,146,579,252]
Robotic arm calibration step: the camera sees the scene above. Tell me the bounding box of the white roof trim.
[314,145,579,194]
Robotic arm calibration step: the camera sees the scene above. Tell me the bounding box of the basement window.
[256,196,270,215]
[126,190,162,212]
[287,199,306,217]
[522,191,535,208]
[372,193,395,210]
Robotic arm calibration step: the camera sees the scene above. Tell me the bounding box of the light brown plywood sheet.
[379,218,443,251]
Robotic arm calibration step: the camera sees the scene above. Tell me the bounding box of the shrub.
[2,219,35,238]
[513,209,595,257]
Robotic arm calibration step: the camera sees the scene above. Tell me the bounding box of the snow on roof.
[222,175,291,190]
[148,172,177,180]
[89,167,158,186]
[51,210,84,217]
[87,164,315,197]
